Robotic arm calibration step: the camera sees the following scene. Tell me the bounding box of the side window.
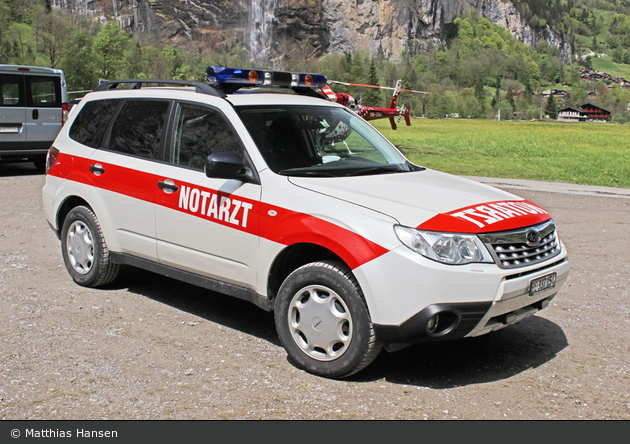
[109,100,170,160]
[25,76,61,107]
[69,99,121,148]
[170,102,243,170]
[0,74,24,106]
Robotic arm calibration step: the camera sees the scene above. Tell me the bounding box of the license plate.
[529,272,557,296]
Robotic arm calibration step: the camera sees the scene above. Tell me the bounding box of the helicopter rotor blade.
[328,80,429,95]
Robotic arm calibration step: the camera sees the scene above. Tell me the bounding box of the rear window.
[0,74,24,106]
[69,99,121,148]
[26,75,61,107]
[108,100,170,160]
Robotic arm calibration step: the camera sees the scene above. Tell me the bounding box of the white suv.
[42,67,569,378]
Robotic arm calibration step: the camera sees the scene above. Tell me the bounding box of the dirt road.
[1,162,629,420]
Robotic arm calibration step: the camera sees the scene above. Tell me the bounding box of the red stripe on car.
[48,154,388,269]
[418,200,550,233]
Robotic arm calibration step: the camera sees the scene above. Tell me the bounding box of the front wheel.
[60,206,120,287]
[274,261,382,379]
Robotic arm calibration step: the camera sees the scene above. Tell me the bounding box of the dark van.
[0,65,68,171]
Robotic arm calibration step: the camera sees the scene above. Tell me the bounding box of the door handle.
[89,164,105,176]
[32,109,39,120]
[158,179,179,193]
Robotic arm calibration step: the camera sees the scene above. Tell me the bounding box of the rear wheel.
[60,206,119,287]
[274,260,381,379]
[32,155,46,172]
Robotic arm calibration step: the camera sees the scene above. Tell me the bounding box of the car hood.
[288,169,552,233]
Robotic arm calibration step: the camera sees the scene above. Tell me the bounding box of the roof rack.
[93,79,227,98]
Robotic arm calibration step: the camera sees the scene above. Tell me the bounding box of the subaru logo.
[526,229,541,246]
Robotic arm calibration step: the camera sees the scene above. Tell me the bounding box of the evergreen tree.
[364,57,380,107]
[504,88,516,109]
[544,94,558,119]
[474,78,486,114]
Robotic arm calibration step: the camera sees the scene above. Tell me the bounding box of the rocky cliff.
[51,0,571,66]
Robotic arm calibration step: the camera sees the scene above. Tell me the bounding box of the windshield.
[236,105,412,177]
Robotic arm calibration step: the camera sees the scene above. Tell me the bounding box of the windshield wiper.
[278,169,336,177]
[345,165,406,177]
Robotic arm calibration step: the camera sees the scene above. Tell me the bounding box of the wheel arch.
[56,195,92,236]
[267,243,347,308]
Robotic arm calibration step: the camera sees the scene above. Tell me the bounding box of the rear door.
[87,98,172,261]
[0,73,26,147]
[24,74,63,146]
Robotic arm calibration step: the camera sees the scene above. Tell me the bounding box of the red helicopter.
[321,80,428,130]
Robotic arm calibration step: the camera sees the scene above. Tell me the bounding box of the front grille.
[478,220,561,269]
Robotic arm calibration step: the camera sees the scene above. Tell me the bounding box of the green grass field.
[371,118,630,189]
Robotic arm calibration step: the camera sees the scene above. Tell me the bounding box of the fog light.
[426,314,440,334]
[503,313,517,325]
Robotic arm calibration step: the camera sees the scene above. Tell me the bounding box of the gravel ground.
[1,161,629,420]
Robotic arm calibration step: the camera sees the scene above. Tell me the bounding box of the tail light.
[45,147,59,174]
[61,102,69,126]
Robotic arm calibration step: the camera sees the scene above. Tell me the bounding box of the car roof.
[82,84,342,109]
[225,91,340,107]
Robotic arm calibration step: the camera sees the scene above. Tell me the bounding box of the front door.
[155,101,261,288]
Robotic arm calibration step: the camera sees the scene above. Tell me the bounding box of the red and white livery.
[42,67,569,379]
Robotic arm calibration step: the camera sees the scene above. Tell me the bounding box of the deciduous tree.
[92,21,129,80]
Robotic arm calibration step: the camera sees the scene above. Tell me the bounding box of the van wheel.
[60,206,119,287]
[32,155,46,172]
[274,261,382,379]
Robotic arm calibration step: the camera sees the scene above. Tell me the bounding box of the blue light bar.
[206,66,327,89]
[206,66,263,85]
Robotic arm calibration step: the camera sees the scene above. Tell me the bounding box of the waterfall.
[249,0,277,66]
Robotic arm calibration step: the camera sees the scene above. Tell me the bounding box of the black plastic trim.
[504,258,568,281]
[374,301,492,345]
[109,252,271,311]
[47,220,60,240]
[0,141,52,155]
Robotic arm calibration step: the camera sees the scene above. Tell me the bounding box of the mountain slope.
[51,0,571,66]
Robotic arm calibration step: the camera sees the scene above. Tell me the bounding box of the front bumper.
[374,301,493,345]
[357,245,569,347]
[465,258,569,338]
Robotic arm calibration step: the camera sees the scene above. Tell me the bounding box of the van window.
[69,99,121,148]
[25,76,61,107]
[108,100,170,160]
[0,74,24,106]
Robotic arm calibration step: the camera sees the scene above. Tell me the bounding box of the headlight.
[394,225,494,265]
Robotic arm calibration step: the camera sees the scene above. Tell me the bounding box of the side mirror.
[204,151,257,183]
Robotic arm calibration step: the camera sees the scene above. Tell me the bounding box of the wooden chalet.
[557,103,611,122]
[580,103,611,121]
[557,107,586,122]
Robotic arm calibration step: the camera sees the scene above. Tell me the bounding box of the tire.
[32,155,46,172]
[274,260,382,379]
[60,206,120,287]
